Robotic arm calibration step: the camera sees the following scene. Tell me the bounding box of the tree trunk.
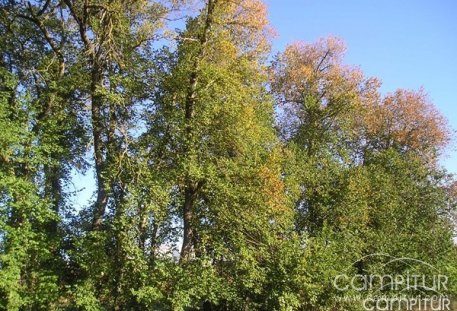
[179,0,216,262]
[44,165,62,234]
[180,185,197,261]
[91,62,108,230]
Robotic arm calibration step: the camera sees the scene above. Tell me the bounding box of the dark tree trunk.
[180,185,197,261]
[91,62,108,230]
[179,0,216,262]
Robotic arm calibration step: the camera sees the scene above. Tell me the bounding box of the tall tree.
[140,0,296,309]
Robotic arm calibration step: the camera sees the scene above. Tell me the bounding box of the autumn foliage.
[358,88,450,161]
[271,37,450,165]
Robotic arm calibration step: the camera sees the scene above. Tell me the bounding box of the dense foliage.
[0,1,456,310]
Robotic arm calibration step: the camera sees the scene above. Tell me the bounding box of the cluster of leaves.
[0,0,456,310]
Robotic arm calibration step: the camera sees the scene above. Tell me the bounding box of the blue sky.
[265,0,457,174]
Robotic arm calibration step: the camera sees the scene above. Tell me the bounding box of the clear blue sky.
[265,0,457,174]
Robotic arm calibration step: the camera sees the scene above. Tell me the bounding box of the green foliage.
[0,1,455,310]
[0,69,60,310]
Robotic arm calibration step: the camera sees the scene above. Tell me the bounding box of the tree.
[356,88,450,165]
[0,65,60,311]
[0,1,87,307]
[271,37,379,158]
[139,0,296,309]
[271,36,456,310]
